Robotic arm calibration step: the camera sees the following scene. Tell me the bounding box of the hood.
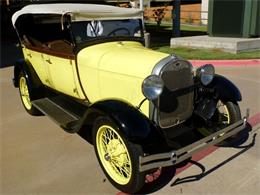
[77,41,168,79]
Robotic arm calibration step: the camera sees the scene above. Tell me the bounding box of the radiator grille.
[158,60,194,128]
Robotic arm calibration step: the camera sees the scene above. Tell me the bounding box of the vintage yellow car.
[12,3,248,193]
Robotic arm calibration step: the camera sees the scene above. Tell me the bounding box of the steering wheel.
[107,28,131,36]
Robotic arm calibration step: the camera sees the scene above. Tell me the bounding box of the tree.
[153,7,166,30]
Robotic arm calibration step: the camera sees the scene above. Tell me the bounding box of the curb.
[189,59,260,66]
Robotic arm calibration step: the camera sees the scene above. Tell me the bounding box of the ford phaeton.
[12,3,248,193]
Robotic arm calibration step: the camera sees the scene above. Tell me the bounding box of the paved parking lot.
[1,65,259,195]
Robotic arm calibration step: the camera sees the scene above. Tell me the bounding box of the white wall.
[201,0,209,25]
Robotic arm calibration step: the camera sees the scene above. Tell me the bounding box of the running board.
[32,96,87,133]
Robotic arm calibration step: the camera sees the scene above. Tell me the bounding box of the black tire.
[92,116,146,193]
[196,101,247,146]
[218,101,248,146]
[223,101,241,123]
[18,72,42,116]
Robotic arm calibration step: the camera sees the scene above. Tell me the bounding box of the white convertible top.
[12,3,143,26]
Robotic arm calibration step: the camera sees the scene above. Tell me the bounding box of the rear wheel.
[196,101,247,146]
[92,117,145,193]
[18,72,41,115]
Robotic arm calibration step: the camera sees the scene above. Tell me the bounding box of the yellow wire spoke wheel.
[197,100,231,137]
[196,100,244,146]
[96,125,132,185]
[19,76,32,110]
[18,73,42,116]
[93,117,146,193]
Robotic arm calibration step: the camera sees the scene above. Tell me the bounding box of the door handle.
[45,59,52,64]
[27,53,32,58]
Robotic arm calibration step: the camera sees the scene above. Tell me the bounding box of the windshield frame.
[68,18,145,52]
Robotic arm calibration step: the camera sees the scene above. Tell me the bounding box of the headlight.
[142,75,164,100]
[196,64,215,85]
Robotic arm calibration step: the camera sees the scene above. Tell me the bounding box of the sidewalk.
[189,59,260,66]
[171,35,260,54]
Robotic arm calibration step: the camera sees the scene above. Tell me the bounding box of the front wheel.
[196,101,247,146]
[92,117,146,193]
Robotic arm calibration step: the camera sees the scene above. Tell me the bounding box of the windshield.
[71,19,143,45]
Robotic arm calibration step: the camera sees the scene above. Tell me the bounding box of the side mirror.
[15,43,21,48]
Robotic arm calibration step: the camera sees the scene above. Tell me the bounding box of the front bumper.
[139,111,249,172]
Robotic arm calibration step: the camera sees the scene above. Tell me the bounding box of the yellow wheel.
[96,125,132,185]
[18,73,42,115]
[197,100,231,137]
[19,76,32,110]
[93,117,145,193]
[196,100,247,146]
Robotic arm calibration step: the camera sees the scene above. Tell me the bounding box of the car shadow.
[134,123,254,194]
[171,133,256,187]
[77,125,93,144]
[218,122,252,147]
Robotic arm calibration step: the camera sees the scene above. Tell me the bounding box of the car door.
[42,46,82,99]
[21,14,84,99]
[22,45,50,87]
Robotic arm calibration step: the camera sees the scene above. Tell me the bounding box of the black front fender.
[211,74,242,102]
[79,100,166,153]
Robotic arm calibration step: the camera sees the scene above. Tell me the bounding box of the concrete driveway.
[0,67,118,194]
[1,65,259,195]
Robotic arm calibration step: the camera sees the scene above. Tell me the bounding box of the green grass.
[180,25,207,32]
[155,47,260,60]
[145,22,207,32]
[145,22,260,60]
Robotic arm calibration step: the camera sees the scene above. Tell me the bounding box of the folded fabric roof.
[12,3,143,27]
